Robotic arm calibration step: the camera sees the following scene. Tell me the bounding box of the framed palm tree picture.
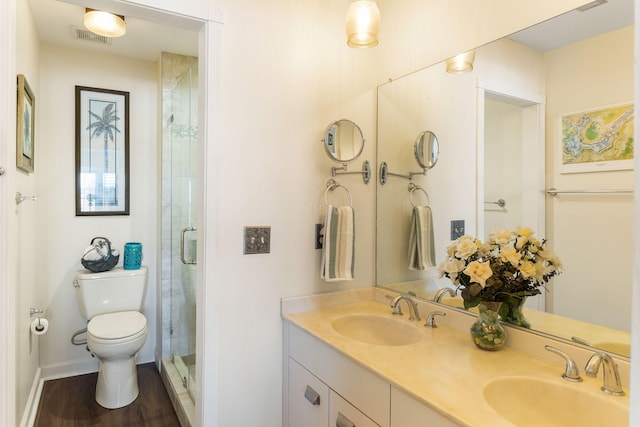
[75,86,130,215]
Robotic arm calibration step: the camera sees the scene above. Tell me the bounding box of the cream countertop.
[384,281,631,358]
[282,294,629,427]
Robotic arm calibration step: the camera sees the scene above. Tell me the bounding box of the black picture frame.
[75,86,130,216]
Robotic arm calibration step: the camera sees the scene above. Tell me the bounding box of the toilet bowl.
[87,310,148,409]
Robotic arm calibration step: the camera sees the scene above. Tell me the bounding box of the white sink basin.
[331,314,421,346]
[484,376,628,426]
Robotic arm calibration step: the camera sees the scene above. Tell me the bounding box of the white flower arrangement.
[438,227,562,309]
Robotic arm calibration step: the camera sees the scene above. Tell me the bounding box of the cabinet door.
[289,357,329,427]
[390,387,459,427]
[330,390,380,427]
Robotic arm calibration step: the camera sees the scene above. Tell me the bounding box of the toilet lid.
[88,311,146,340]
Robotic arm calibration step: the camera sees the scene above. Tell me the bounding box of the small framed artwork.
[16,74,35,173]
[75,86,130,216]
[560,103,634,174]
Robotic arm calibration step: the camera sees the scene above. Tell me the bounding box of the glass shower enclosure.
[161,52,198,422]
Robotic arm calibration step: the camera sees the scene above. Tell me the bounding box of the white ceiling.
[27,0,198,62]
[27,0,632,62]
[508,0,633,51]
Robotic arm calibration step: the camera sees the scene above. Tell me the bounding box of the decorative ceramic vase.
[470,301,506,351]
[501,296,531,329]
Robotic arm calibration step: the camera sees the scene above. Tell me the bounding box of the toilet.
[74,266,148,409]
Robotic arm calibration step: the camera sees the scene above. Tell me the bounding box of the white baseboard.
[41,358,99,381]
[19,368,43,427]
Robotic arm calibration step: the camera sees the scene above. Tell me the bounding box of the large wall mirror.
[376,0,633,358]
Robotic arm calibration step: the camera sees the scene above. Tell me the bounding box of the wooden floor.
[34,362,181,427]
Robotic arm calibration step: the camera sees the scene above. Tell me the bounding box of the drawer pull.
[304,385,320,405]
[336,412,355,427]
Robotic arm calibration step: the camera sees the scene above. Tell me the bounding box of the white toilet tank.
[74,266,148,320]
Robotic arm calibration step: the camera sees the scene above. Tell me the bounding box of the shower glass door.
[164,54,198,401]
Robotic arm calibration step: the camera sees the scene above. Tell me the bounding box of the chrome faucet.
[424,311,446,328]
[433,287,456,303]
[544,345,582,382]
[389,294,421,321]
[585,351,625,396]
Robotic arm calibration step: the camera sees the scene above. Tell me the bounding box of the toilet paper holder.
[30,307,44,327]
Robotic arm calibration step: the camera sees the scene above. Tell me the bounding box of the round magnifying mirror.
[414,130,439,170]
[322,119,365,163]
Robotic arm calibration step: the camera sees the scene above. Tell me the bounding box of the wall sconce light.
[445,50,476,73]
[84,8,126,38]
[345,0,380,48]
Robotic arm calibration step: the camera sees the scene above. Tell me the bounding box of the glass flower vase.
[470,301,506,351]
[501,296,531,329]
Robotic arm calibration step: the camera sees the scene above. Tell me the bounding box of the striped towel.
[408,206,435,270]
[321,205,355,281]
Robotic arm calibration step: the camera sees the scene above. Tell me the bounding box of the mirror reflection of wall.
[545,25,633,334]
[376,6,633,358]
[376,67,476,286]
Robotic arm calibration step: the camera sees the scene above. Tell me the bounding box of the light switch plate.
[244,226,271,254]
[451,220,465,240]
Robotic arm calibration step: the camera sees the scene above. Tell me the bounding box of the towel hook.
[408,183,429,207]
[325,179,353,207]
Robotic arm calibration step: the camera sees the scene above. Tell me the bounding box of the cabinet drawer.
[289,357,329,427]
[289,325,390,426]
[330,390,380,427]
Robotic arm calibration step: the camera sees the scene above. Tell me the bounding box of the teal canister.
[123,242,142,270]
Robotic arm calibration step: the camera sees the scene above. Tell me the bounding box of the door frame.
[476,86,547,311]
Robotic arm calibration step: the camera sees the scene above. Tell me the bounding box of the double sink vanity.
[282,288,630,427]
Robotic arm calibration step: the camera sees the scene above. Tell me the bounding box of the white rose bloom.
[518,260,537,278]
[455,236,478,258]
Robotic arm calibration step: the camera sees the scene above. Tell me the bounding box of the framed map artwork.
[560,103,634,174]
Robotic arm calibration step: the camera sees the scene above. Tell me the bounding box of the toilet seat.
[88,311,147,344]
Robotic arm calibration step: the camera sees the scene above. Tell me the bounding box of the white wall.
[545,26,634,331]
[14,0,42,422]
[211,1,378,424]
[36,44,159,376]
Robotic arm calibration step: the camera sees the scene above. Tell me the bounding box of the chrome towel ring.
[408,183,429,207]
[325,179,353,207]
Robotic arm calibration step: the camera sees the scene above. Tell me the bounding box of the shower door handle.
[180,227,197,265]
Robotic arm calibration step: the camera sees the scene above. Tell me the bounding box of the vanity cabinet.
[286,323,462,427]
[390,387,459,427]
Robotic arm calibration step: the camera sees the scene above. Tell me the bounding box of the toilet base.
[95,357,139,409]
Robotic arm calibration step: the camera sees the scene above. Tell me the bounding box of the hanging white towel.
[321,204,355,281]
[408,205,435,270]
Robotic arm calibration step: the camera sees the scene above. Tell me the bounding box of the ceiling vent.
[69,26,111,45]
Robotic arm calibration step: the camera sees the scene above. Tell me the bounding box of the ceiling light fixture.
[345,0,380,48]
[84,8,126,38]
[445,50,476,74]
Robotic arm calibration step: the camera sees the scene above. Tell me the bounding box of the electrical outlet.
[244,226,271,254]
[451,220,465,240]
[315,224,324,249]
